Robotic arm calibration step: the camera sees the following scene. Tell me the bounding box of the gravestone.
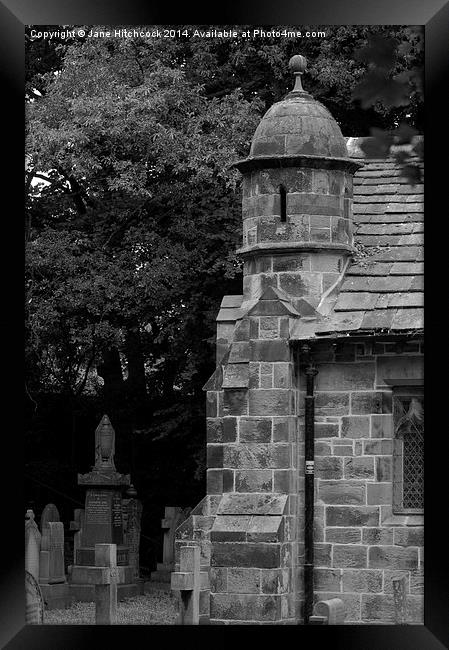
[40,503,60,530]
[47,522,65,583]
[69,508,85,563]
[25,510,41,582]
[94,544,119,625]
[150,506,191,585]
[39,504,65,585]
[38,508,72,609]
[122,492,143,590]
[25,570,44,624]
[39,524,50,584]
[69,415,138,601]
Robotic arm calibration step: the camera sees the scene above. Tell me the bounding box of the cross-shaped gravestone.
[69,508,85,562]
[94,543,120,624]
[161,506,182,567]
[171,545,200,625]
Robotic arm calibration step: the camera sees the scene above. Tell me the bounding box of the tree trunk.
[124,329,147,402]
[97,347,124,412]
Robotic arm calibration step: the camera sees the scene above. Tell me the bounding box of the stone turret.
[232,55,360,311]
[174,53,424,626]
[175,54,364,625]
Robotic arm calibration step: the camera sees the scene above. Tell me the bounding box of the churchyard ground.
[44,591,178,625]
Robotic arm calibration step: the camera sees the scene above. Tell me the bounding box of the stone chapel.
[174,54,424,625]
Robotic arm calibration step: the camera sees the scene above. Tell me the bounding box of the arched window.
[393,390,424,514]
[279,185,287,223]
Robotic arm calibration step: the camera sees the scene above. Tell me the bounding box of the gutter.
[301,342,318,624]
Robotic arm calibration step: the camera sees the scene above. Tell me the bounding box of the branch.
[25,171,34,193]
[55,165,95,215]
[32,172,55,184]
[25,381,38,413]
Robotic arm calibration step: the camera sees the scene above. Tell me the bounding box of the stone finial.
[289,54,307,93]
[94,414,116,470]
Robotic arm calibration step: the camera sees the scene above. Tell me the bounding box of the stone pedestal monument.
[69,415,140,600]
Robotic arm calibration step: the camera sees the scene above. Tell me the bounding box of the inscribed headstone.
[47,521,65,584]
[123,498,142,581]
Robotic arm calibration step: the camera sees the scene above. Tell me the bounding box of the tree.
[25,36,261,506]
[350,29,424,181]
[25,26,423,512]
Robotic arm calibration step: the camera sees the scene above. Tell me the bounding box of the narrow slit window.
[279,185,287,222]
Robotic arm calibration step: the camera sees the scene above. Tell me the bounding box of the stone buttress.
[174,55,360,624]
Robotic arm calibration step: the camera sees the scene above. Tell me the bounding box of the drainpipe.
[301,342,318,624]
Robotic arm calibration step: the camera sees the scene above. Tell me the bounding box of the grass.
[44,591,179,625]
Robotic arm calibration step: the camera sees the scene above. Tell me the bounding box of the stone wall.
[176,316,423,625]
[174,496,219,624]
[240,167,354,309]
[204,299,301,624]
[302,339,424,624]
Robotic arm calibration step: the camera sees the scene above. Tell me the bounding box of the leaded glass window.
[393,390,424,514]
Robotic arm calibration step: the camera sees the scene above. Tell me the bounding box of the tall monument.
[69,415,138,600]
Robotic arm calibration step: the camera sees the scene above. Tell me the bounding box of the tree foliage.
[350,29,424,182]
[25,26,423,516]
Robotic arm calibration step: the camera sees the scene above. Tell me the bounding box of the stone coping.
[230,154,362,174]
[236,242,354,257]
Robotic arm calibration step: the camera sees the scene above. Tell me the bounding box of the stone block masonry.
[239,163,355,313]
[174,55,423,625]
[191,291,302,623]
[310,342,424,624]
[194,327,424,624]
[189,328,424,624]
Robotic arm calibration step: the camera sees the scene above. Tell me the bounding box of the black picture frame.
[3,1,448,648]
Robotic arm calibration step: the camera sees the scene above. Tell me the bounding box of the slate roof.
[219,137,424,340]
[292,137,423,338]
